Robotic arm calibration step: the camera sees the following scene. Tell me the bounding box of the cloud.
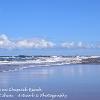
[0,34,100,50]
[77,42,90,48]
[0,34,15,49]
[0,34,55,49]
[16,39,55,48]
[61,42,92,49]
[61,42,74,48]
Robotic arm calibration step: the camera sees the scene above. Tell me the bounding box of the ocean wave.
[0,55,100,72]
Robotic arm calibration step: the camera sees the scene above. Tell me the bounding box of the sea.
[0,56,100,100]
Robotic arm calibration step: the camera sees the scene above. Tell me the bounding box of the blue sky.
[0,0,100,55]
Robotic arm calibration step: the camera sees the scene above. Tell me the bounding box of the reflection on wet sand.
[62,65,100,76]
[0,65,100,100]
[32,70,49,78]
[0,67,55,87]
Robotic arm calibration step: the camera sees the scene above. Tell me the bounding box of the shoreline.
[0,55,100,72]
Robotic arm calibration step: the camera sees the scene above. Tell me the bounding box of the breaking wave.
[0,55,100,72]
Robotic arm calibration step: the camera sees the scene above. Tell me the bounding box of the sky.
[0,0,100,56]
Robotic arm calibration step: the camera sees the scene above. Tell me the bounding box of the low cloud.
[61,42,74,48]
[16,39,55,48]
[61,42,95,49]
[0,34,55,49]
[0,34,100,49]
[0,34,15,49]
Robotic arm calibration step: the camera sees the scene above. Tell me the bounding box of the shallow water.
[0,64,100,100]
